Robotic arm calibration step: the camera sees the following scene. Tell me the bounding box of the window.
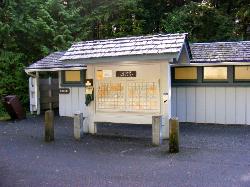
[234,66,250,80]
[203,67,227,81]
[65,71,81,82]
[174,67,197,80]
[61,70,85,86]
[172,66,250,86]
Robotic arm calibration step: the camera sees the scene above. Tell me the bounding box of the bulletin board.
[96,80,160,113]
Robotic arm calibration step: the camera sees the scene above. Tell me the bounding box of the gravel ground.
[0,115,250,187]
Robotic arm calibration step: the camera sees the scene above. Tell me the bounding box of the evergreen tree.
[0,0,248,115]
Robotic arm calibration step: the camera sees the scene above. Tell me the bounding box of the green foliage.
[80,0,144,39]
[162,2,237,42]
[0,50,28,107]
[235,1,250,40]
[0,0,248,116]
[138,0,187,33]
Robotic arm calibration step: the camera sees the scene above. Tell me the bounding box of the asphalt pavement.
[0,115,250,187]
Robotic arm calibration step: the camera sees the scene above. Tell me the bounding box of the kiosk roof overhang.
[25,51,86,73]
[60,33,190,64]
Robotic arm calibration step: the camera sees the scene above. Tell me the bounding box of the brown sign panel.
[116,71,136,77]
[59,88,70,94]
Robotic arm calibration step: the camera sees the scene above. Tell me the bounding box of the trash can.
[2,95,26,120]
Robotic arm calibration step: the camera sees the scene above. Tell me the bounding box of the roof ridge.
[191,41,250,45]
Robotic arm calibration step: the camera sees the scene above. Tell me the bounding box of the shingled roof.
[191,41,250,63]
[25,51,86,71]
[60,33,188,61]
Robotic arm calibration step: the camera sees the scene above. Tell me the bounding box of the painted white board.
[186,87,196,122]
[225,87,236,124]
[195,87,206,123]
[215,87,226,124]
[173,86,250,125]
[176,87,186,122]
[235,87,246,124]
[246,88,250,125]
[71,87,79,114]
[205,87,216,123]
[171,88,177,118]
[59,72,86,117]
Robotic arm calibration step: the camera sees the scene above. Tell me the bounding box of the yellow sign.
[96,70,103,80]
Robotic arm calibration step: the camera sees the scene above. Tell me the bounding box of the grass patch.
[0,113,11,121]
[0,104,10,121]
[0,110,32,121]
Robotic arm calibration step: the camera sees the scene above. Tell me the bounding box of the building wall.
[58,71,86,117]
[57,61,171,138]
[29,76,59,114]
[84,61,171,138]
[172,86,250,125]
[92,62,162,124]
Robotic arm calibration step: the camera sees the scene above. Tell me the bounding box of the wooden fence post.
[74,112,83,140]
[169,117,179,153]
[45,110,54,142]
[152,116,162,146]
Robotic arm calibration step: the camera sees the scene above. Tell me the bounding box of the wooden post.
[169,118,179,153]
[152,116,162,146]
[45,110,54,142]
[74,113,83,140]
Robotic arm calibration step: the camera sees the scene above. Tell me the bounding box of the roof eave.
[171,62,250,67]
[24,66,87,73]
[61,53,180,64]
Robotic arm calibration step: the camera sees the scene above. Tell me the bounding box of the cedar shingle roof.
[191,41,250,63]
[26,40,250,71]
[26,51,86,70]
[60,33,188,61]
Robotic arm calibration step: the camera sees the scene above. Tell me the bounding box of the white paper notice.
[103,70,112,78]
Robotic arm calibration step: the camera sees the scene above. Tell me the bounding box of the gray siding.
[59,72,86,117]
[172,87,250,125]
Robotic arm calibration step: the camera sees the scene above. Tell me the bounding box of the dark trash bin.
[2,95,26,120]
